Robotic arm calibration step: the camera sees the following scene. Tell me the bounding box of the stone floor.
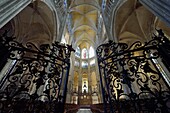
[77,109,93,113]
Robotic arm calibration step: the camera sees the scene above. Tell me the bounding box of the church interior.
[0,0,170,113]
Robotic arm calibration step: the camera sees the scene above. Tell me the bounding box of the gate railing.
[96,29,170,113]
[0,31,74,113]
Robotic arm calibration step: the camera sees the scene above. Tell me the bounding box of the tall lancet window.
[81,48,88,59]
[89,46,95,58]
[75,46,80,58]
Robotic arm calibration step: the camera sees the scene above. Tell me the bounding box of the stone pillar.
[0,0,31,28]
[52,0,68,42]
[78,51,82,104]
[66,53,74,103]
[87,51,91,95]
[95,59,103,103]
[102,0,125,41]
[139,0,170,27]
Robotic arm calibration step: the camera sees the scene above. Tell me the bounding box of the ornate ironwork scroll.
[96,29,170,113]
[0,31,74,113]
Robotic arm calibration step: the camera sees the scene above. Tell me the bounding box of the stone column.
[52,0,68,42]
[87,51,91,95]
[139,0,170,27]
[0,0,31,28]
[95,59,103,103]
[102,0,125,41]
[78,51,82,104]
[66,53,75,103]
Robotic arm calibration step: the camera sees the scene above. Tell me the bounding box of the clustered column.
[139,0,170,27]
[0,0,31,28]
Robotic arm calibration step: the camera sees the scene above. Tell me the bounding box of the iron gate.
[96,29,170,113]
[0,31,74,113]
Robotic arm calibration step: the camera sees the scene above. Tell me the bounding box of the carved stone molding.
[0,0,31,28]
[139,0,170,27]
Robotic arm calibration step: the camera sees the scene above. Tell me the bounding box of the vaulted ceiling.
[6,0,170,49]
[12,2,57,46]
[69,0,101,49]
[68,0,161,49]
[114,0,156,45]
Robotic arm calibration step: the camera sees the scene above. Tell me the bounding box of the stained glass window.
[74,60,79,66]
[82,48,88,59]
[90,59,95,65]
[89,46,95,58]
[82,61,88,68]
[75,46,80,58]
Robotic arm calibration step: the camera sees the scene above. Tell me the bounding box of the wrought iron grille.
[96,29,170,113]
[0,31,74,113]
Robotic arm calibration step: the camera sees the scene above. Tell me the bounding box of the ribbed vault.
[114,0,156,45]
[13,1,57,47]
[69,0,100,49]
